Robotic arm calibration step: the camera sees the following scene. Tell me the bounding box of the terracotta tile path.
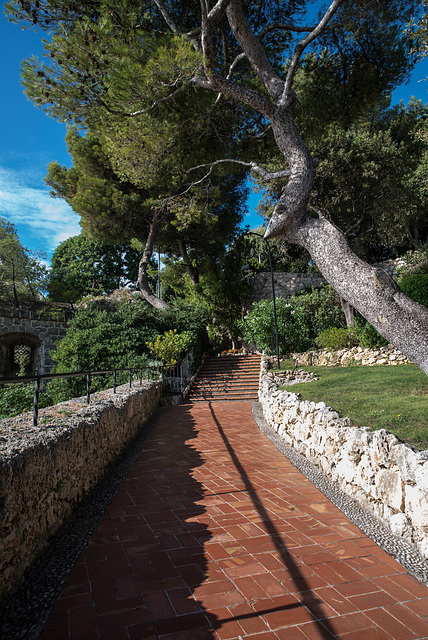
[41,401,428,639]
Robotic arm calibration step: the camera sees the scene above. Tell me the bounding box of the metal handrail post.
[86,373,90,403]
[113,370,117,393]
[33,377,40,427]
[129,369,132,388]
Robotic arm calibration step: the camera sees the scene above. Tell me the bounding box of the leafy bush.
[394,249,428,279]
[241,298,312,355]
[0,383,53,419]
[241,286,349,355]
[315,327,359,351]
[49,297,208,403]
[399,274,428,308]
[146,329,195,367]
[292,285,346,340]
[357,322,388,348]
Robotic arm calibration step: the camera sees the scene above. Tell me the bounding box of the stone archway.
[0,332,42,377]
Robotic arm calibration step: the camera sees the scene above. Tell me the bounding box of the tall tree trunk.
[265,107,428,375]
[291,215,428,374]
[340,297,355,327]
[137,211,169,310]
[177,238,199,285]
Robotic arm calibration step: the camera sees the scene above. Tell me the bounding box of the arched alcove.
[0,332,42,377]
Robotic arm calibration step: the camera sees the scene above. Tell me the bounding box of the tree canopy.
[48,234,141,303]
[6,0,428,373]
[0,216,48,306]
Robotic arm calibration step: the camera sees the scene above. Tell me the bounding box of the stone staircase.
[187,354,261,402]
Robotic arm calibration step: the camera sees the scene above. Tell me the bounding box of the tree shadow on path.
[207,402,338,639]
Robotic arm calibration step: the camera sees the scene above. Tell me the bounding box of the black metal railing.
[161,349,194,395]
[0,365,162,428]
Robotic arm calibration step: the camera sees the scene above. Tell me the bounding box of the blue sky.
[1,8,428,263]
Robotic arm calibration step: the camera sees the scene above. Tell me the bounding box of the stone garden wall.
[0,381,161,600]
[258,357,428,559]
[291,346,411,367]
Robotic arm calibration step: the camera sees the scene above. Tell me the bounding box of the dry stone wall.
[291,346,411,367]
[258,357,428,559]
[0,381,161,600]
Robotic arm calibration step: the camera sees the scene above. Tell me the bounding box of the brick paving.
[41,402,428,639]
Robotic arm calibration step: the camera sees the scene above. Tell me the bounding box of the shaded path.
[42,402,428,639]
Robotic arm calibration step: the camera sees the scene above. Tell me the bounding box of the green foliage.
[292,286,346,340]
[395,250,428,279]
[241,286,347,355]
[315,327,360,351]
[0,384,53,419]
[48,234,140,303]
[49,299,157,401]
[48,296,208,402]
[0,217,48,305]
[146,329,194,367]
[241,299,311,355]
[357,322,389,349]
[399,274,428,308]
[312,125,423,258]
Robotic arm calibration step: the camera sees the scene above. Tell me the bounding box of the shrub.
[394,249,428,279]
[146,329,195,367]
[315,327,359,351]
[399,274,428,308]
[48,297,208,403]
[241,298,312,355]
[357,322,388,348]
[291,285,346,340]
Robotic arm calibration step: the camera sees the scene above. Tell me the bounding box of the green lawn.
[277,362,428,450]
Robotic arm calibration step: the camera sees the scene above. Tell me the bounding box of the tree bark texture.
[137,212,169,310]
[292,215,428,374]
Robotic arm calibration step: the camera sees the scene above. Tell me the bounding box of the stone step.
[187,354,261,403]
[188,393,258,402]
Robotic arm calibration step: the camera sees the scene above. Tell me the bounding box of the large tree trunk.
[137,211,169,310]
[287,214,428,374]
[264,108,428,375]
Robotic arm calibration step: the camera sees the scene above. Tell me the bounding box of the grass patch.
[276,363,428,450]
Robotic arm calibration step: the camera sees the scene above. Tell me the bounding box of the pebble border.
[0,408,164,640]
[252,402,428,587]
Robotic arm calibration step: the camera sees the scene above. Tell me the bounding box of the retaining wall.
[258,357,428,558]
[291,346,411,367]
[0,381,161,600]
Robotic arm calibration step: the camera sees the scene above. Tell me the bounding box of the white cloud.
[0,165,81,255]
